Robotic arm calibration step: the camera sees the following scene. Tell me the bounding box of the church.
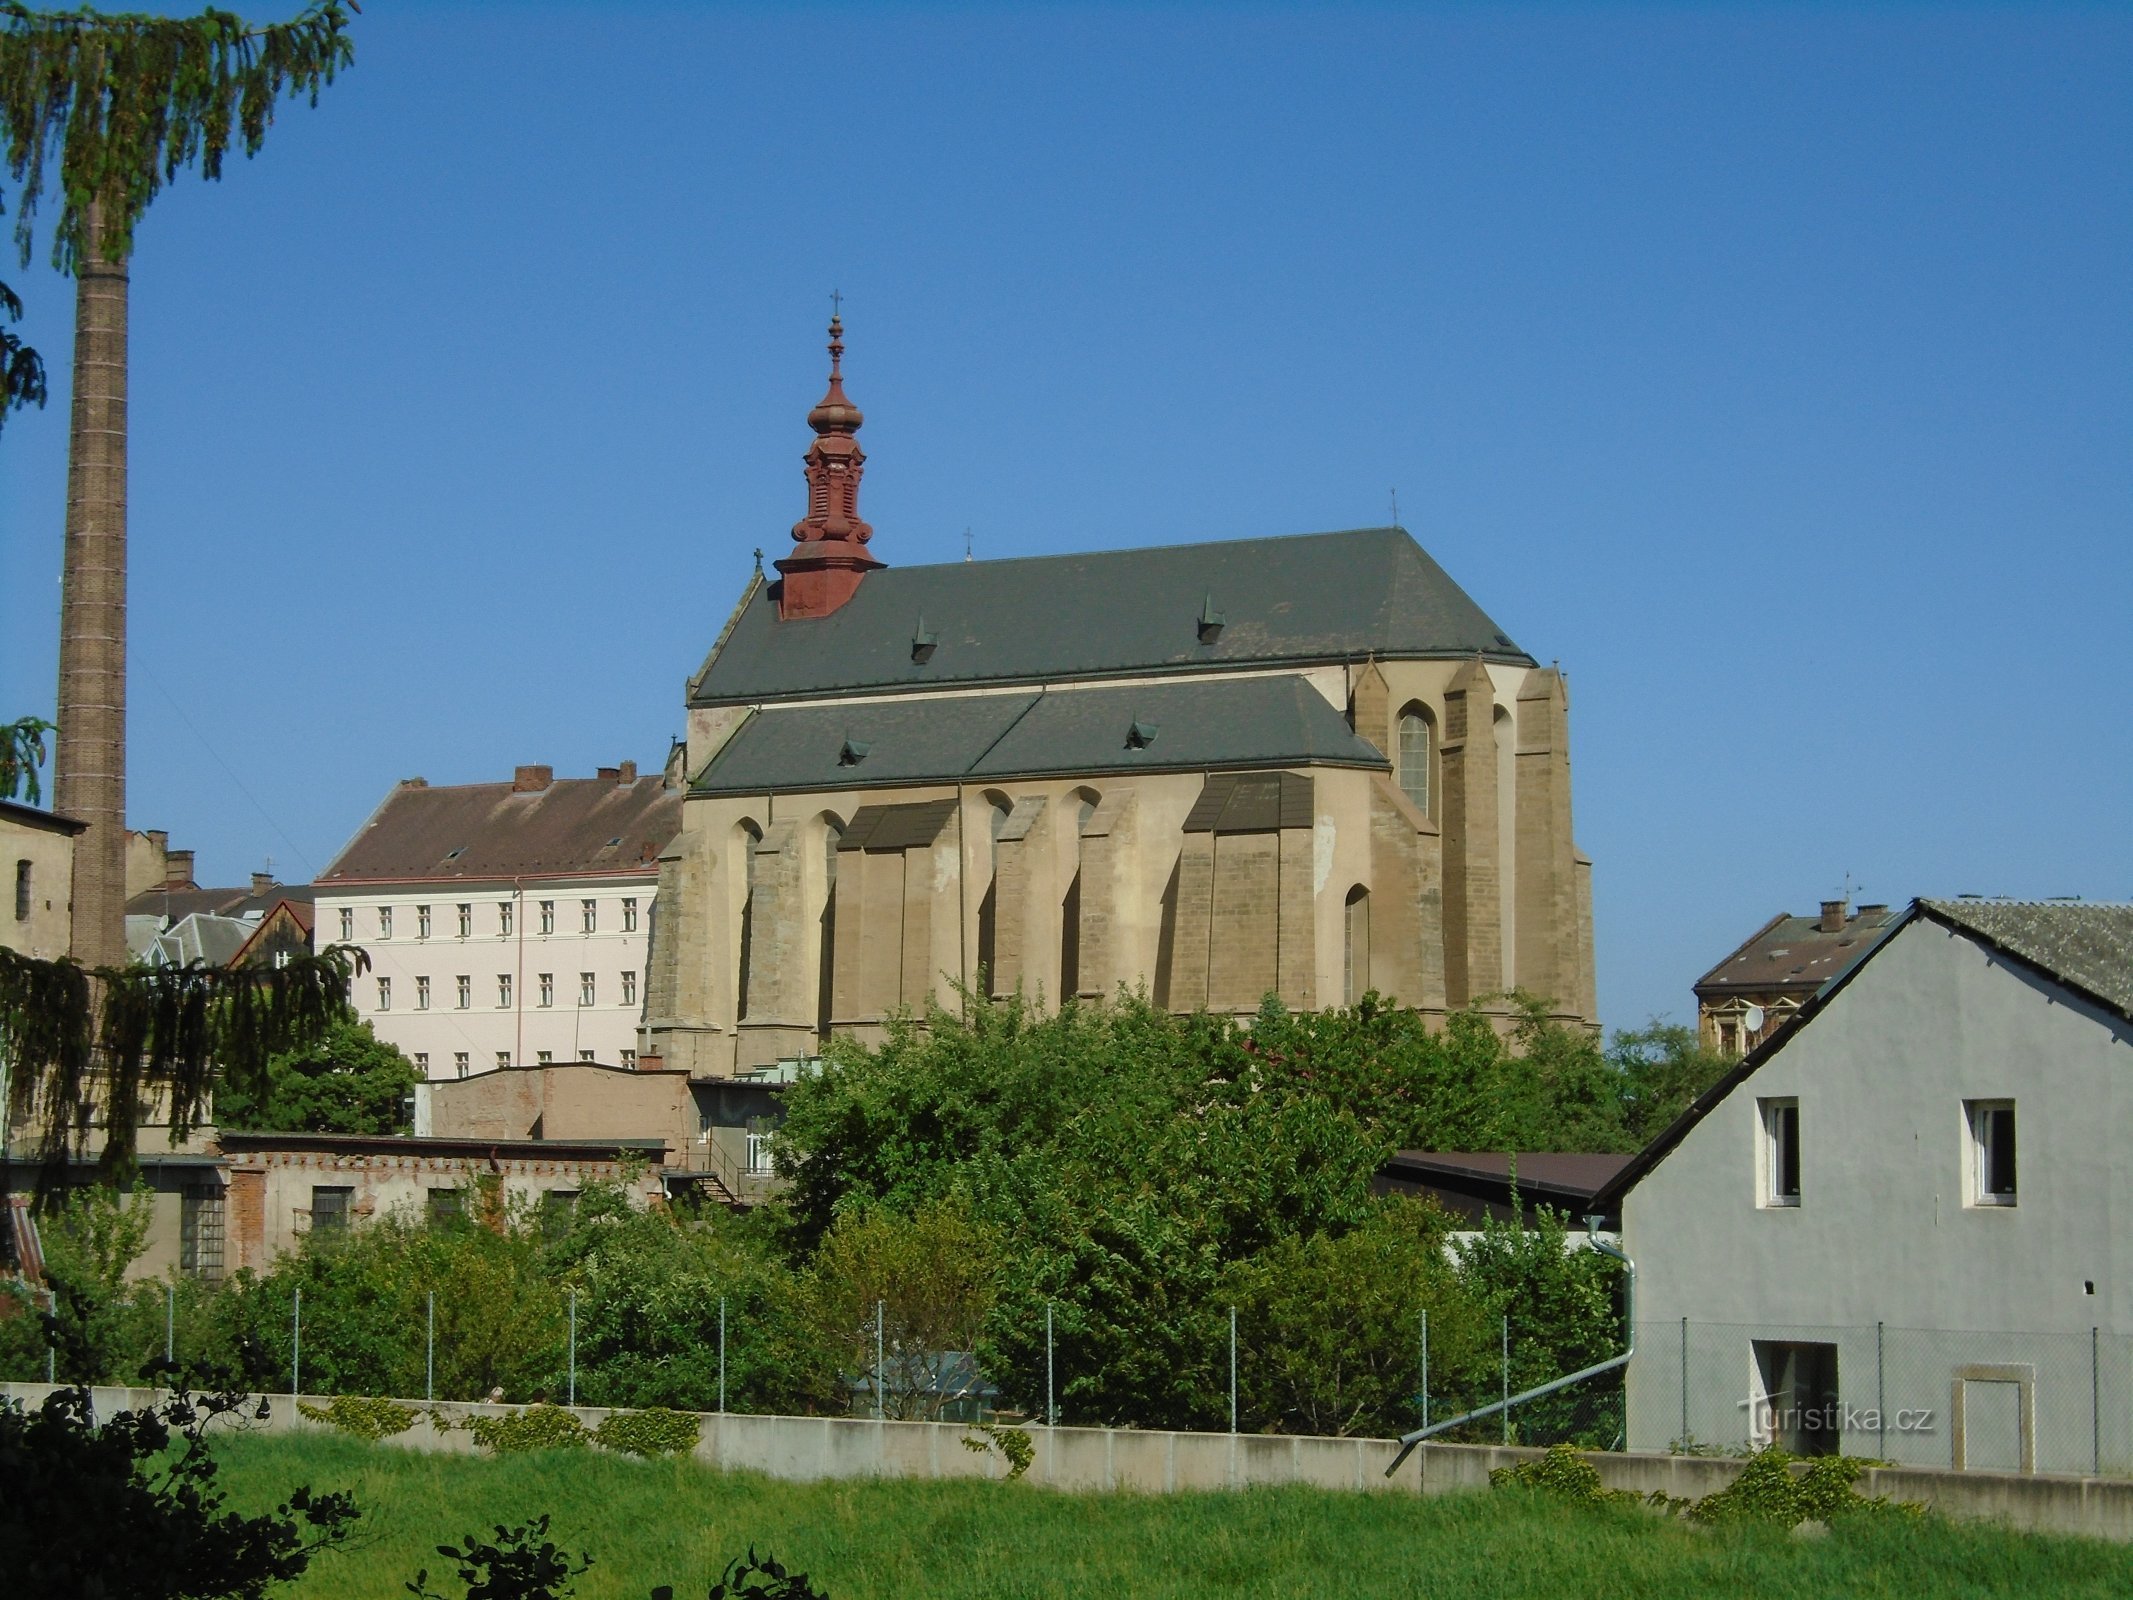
[640,319,1595,1077]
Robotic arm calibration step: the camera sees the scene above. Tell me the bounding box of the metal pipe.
[1420,1308,1429,1432]
[427,1291,435,1403]
[165,1281,174,1366]
[567,1288,577,1406]
[1385,1220,1634,1477]
[292,1285,302,1399]
[1229,1305,1238,1434]
[1046,1302,1056,1427]
[719,1295,727,1414]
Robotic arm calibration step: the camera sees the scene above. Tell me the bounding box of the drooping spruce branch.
[2,713,56,801]
[0,1,356,271]
[1,942,365,1192]
[0,275,42,429]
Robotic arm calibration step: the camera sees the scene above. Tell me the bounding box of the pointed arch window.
[1344,885,1371,1006]
[735,822,762,1022]
[1398,707,1434,817]
[817,817,843,1037]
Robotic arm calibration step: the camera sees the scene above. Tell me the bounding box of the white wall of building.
[317,877,655,1079]
[1621,915,2133,1468]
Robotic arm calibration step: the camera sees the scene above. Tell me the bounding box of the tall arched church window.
[1398,708,1433,816]
[1344,885,1370,1006]
[1061,791,1098,1001]
[735,822,762,1022]
[817,818,843,1037]
[978,796,1010,996]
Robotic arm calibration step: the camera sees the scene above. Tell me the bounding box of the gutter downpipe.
[1384,1217,1633,1478]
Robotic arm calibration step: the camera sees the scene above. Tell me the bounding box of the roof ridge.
[883,524,1407,576]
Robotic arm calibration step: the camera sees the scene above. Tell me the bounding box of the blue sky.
[2,3,2127,1034]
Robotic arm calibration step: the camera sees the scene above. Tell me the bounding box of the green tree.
[0,278,41,427]
[213,1017,417,1135]
[1227,1197,1489,1438]
[0,1181,151,1381]
[1606,1020,1731,1144]
[544,1184,834,1417]
[809,1197,998,1420]
[0,712,54,801]
[2,2,355,969]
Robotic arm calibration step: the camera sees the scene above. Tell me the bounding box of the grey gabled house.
[1592,898,2133,1474]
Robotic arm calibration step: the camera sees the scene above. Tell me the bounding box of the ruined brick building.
[641,319,1595,1076]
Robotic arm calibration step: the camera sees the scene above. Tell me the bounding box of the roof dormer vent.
[911,615,939,663]
[1126,718,1160,750]
[1197,591,1225,645]
[838,734,871,767]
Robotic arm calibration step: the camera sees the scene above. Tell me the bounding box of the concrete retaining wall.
[9,1383,2133,1542]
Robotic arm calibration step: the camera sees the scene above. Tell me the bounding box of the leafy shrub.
[960,1422,1034,1479]
[298,1394,417,1441]
[465,1404,589,1454]
[407,1514,592,1600]
[592,1407,702,1458]
[1691,1448,1922,1527]
[657,1547,831,1600]
[1489,1443,1632,1506]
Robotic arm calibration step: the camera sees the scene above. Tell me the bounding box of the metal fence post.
[1420,1308,1429,1432]
[426,1291,435,1403]
[1876,1321,1886,1459]
[1680,1316,1688,1446]
[1229,1305,1238,1435]
[1501,1314,1510,1445]
[292,1286,301,1399]
[2094,1326,2103,1476]
[718,1295,727,1414]
[567,1288,577,1407]
[1046,1302,1056,1427]
[875,1298,885,1421]
[165,1281,175,1367]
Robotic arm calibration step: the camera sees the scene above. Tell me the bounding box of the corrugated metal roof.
[692,526,1532,704]
[691,676,1387,797]
[319,774,682,883]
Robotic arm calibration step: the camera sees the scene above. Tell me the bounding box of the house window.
[537,1050,554,1065]
[619,1049,637,1068]
[338,907,354,941]
[456,974,471,1009]
[745,1122,775,1176]
[579,972,595,1006]
[1759,1097,1800,1207]
[415,976,431,1011]
[621,970,637,1005]
[414,1052,429,1074]
[539,973,554,1007]
[622,897,638,932]
[1719,1021,1740,1056]
[427,1187,465,1226]
[1397,707,1434,816]
[495,1050,510,1070]
[540,1189,578,1241]
[376,976,392,1011]
[1751,1340,1840,1456]
[416,904,432,939]
[497,973,512,1007]
[457,903,472,938]
[499,902,514,937]
[454,1051,469,1078]
[579,1049,596,1062]
[581,898,598,933]
[539,900,555,934]
[310,1186,353,1232]
[179,1183,225,1283]
[14,859,30,922]
[1968,1100,2017,1206]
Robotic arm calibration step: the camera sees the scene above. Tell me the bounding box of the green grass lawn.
[207,1432,2133,1600]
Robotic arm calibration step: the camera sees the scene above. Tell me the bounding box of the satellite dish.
[1743,1005,1766,1034]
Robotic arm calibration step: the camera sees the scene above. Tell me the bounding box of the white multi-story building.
[314,761,683,1080]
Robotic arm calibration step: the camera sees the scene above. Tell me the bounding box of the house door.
[1753,1340,1840,1456]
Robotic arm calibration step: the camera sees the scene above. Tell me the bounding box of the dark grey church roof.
[691,526,1531,705]
[692,675,1389,797]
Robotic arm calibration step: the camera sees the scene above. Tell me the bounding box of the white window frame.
[416,904,431,940]
[455,974,471,1010]
[622,897,638,932]
[582,898,598,934]
[497,973,512,1007]
[1966,1099,2018,1207]
[539,900,555,934]
[579,971,596,1006]
[415,976,431,1011]
[457,903,472,938]
[621,970,637,1005]
[453,1052,469,1078]
[745,1130,775,1176]
[376,975,392,1011]
[539,973,554,1008]
[499,901,514,937]
[495,1050,511,1071]
[377,906,393,940]
[338,907,354,941]
[1758,1096,1800,1208]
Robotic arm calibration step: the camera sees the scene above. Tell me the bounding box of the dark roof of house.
[215,1131,668,1160]
[0,798,86,835]
[691,526,1533,705]
[125,882,316,923]
[691,675,1389,797]
[1693,903,1900,999]
[1593,899,2133,1213]
[1377,1151,1633,1225]
[319,773,682,884]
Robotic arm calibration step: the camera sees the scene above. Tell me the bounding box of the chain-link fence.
[1627,1319,2133,1475]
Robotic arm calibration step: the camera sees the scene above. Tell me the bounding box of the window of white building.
[415,976,430,1011]
[498,973,512,1007]
[581,898,597,933]
[539,900,555,934]
[376,976,391,1011]
[621,970,636,1005]
[495,1050,510,1071]
[1967,1100,2018,1206]
[499,902,513,937]
[417,904,431,939]
[1759,1097,1800,1207]
[456,975,471,1009]
[378,907,393,940]
[454,1052,469,1077]
[338,907,354,941]
[539,973,554,1007]
[537,1050,554,1065]
[457,903,472,938]
[579,972,595,1006]
[622,897,638,932]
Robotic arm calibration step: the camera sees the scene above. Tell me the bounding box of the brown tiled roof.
[319,772,682,884]
[1693,903,1899,1000]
